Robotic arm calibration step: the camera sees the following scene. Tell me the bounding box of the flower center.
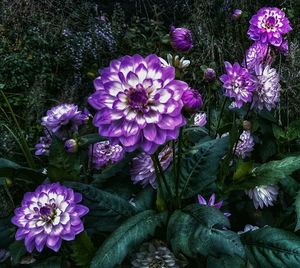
[265,16,276,28]
[39,204,56,221]
[128,87,148,111]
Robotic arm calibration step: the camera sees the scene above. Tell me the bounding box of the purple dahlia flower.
[197,193,231,217]
[170,27,193,52]
[131,147,173,188]
[220,62,256,108]
[247,7,292,47]
[89,141,124,169]
[182,88,203,113]
[252,64,280,111]
[235,130,255,159]
[194,112,207,127]
[41,104,85,135]
[277,38,289,56]
[245,185,278,209]
[88,54,188,154]
[35,135,52,156]
[243,42,271,71]
[11,183,89,253]
[204,68,216,82]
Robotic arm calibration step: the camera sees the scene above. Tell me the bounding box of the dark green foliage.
[242,227,300,268]
[90,210,167,268]
[207,255,247,268]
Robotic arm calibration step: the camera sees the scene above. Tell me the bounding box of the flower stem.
[215,98,227,138]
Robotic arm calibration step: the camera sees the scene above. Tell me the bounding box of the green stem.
[215,98,227,138]
[175,128,183,198]
[1,90,35,169]
[208,85,211,135]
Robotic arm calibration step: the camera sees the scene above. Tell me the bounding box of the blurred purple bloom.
[245,185,279,209]
[194,112,207,127]
[170,27,193,52]
[232,9,242,19]
[11,183,89,253]
[235,130,255,159]
[243,42,271,71]
[197,193,231,217]
[35,135,52,156]
[220,62,256,108]
[182,88,203,113]
[88,54,187,154]
[131,147,173,188]
[89,141,124,169]
[252,64,280,111]
[64,139,78,153]
[204,68,216,82]
[247,7,292,47]
[41,104,84,135]
[277,38,289,56]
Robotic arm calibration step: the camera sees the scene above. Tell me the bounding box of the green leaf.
[9,241,27,265]
[294,192,300,231]
[0,158,45,183]
[178,136,229,198]
[48,138,81,181]
[65,182,137,232]
[90,210,167,268]
[228,156,300,191]
[233,161,253,181]
[71,231,96,268]
[134,186,155,212]
[0,218,14,248]
[207,255,247,268]
[167,204,245,259]
[32,257,62,268]
[78,134,106,147]
[241,227,300,268]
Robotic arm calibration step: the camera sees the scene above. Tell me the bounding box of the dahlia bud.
[170,26,193,52]
[182,88,203,113]
[194,112,207,127]
[232,9,242,19]
[243,120,252,130]
[204,68,216,82]
[64,139,78,153]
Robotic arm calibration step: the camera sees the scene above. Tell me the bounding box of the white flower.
[246,185,279,209]
[159,54,190,69]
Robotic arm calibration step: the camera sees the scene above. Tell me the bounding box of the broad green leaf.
[134,186,155,211]
[65,182,137,232]
[32,257,62,268]
[0,218,14,248]
[9,241,27,265]
[0,158,45,183]
[294,192,300,231]
[233,161,253,181]
[90,210,167,268]
[228,156,300,191]
[167,204,245,259]
[71,231,96,268]
[207,255,247,268]
[48,138,81,181]
[178,136,229,198]
[241,227,300,268]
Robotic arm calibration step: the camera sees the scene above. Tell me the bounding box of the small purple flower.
[35,135,52,156]
[232,9,242,19]
[204,68,216,82]
[41,104,84,135]
[247,7,292,47]
[182,88,203,113]
[245,185,279,209]
[243,42,270,71]
[235,130,255,159]
[220,62,256,108]
[88,54,188,154]
[277,38,289,56]
[11,183,89,253]
[197,193,231,217]
[89,141,124,169]
[64,139,78,153]
[252,64,280,111]
[194,112,207,127]
[170,27,193,52]
[131,147,173,188]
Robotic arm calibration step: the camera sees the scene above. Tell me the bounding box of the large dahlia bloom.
[197,193,231,217]
[170,27,193,52]
[131,147,173,188]
[88,54,188,154]
[245,185,279,209]
[11,183,89,253]
[252,64,280,111]
[89,141,124,169]
[243,42,270,71]
[41,104,85,135]
[247,7,292,47]
[235,130,255,159]
[220,62,256,108]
